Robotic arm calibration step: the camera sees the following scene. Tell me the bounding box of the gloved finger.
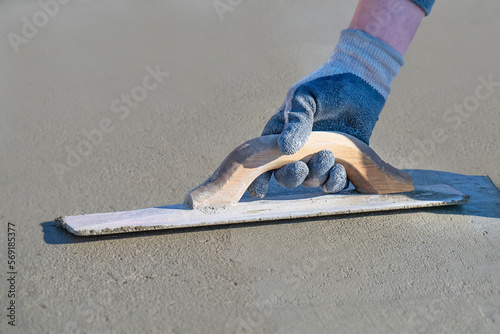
[274,161,309,188]
[278,87,316,155]
[247,171,273,199]
[248,108,286,198]
[261,107,285,136]
[302,150,335,188]
[321,163,349,193]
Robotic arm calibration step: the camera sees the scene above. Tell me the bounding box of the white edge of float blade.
[56,184,469,236]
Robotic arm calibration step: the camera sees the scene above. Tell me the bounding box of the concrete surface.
[1,0,499,333]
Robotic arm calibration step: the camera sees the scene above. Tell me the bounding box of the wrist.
[328,29,404,99]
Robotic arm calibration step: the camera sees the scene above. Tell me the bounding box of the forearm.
[348,0,431,56]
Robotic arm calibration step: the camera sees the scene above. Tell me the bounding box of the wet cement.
[1,0,499,333]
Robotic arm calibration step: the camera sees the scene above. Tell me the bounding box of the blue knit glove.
[248,29,404,198]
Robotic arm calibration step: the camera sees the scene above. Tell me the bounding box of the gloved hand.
[248,29,404,198]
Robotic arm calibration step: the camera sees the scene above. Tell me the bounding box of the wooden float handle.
[184,131,414,209]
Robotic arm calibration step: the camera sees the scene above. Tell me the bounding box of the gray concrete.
[1,0,499,333]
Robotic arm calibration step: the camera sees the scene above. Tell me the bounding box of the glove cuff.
[411,0,435,16]
[328,29,404,99]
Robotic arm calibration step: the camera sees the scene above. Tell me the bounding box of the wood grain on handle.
[184,131,414,209]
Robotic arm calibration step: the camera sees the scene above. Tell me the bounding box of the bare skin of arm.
[348,0,425,56]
